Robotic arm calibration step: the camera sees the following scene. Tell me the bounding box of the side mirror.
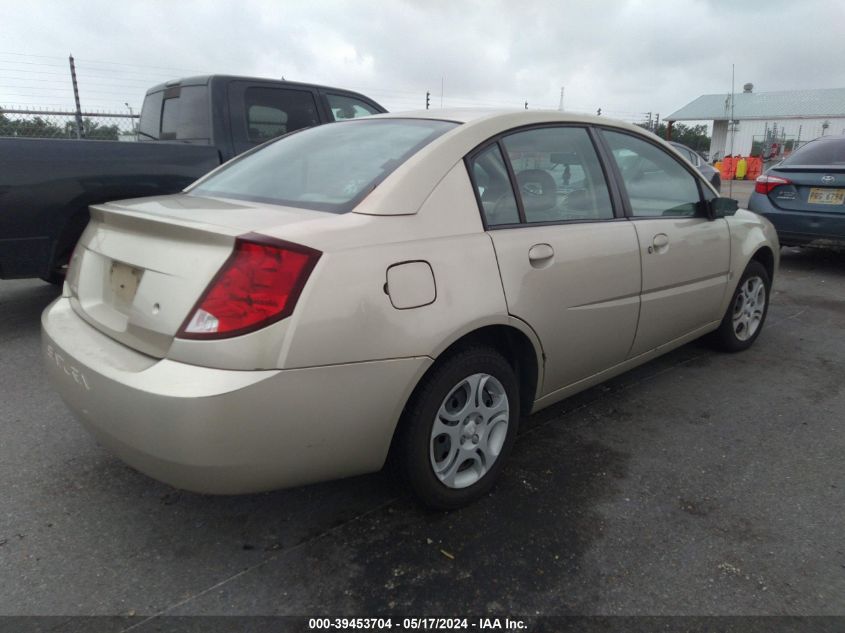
[707,196,739,219]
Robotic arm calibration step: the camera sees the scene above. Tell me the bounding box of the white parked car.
[43,110,779,509]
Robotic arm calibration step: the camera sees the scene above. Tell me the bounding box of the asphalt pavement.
[0,246,843,621]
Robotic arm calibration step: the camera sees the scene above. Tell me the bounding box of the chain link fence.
[0,107,140,140]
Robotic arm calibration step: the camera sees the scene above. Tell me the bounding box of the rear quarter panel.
[279,163,511,368]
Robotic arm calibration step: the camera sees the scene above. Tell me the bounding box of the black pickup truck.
[0,75,385,282]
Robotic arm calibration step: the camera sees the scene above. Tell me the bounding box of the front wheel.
[710,260,771,352]
[397,346,520,510]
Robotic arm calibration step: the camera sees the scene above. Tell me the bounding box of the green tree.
[0,113,67,138]
[638,121,711,154]
[63,118,121,140]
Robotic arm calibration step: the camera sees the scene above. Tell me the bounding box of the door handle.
[528,243,554,268]
[648,233,669,254]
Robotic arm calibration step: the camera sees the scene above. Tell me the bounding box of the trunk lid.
[767,166,845,213]
[67,193,329,357]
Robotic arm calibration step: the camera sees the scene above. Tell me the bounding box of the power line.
[0,51,207,74]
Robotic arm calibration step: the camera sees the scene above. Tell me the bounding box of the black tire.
[396,346,520,510]
[41,211,88,286]
[710,260,771,352]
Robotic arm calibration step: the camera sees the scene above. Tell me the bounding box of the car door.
[227,81,321,155]
[467,126,641,396]
[599,129,730,357]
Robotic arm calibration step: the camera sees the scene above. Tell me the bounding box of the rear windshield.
[139,85,210,141]
[781,138,845,166]
[190,119,458,213]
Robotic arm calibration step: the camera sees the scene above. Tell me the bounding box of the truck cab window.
[327,94,379,120]
[244,88,320,143]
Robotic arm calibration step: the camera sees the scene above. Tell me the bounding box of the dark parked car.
[748,135,845,247]
[0,75,385,282]
[669,142,721,192]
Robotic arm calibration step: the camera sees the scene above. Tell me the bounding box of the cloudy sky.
[2,0,844,123]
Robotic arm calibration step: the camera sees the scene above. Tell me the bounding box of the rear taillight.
[755,174,792,194]
[178,233,321,339]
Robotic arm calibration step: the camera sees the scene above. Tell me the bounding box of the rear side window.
[781,139,845,166]
[469,144,520,226]
[191,119,458,213]
[327,94,380,120]
[603,130,702,218]
[244,87,319,143]
[501,127,614,223]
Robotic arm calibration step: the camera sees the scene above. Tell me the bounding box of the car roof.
[368,107,635,128]
[144,74,376,96]
[352,109,666,216]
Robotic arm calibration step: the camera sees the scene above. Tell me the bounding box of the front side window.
[501,127,614,223]
[244,87,320,143]
[604,130,702,218]
[191,119,458,213]
[327,94,380,120]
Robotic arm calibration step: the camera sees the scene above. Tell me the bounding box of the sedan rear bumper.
[42,297,431,494]
[748,191,845,246]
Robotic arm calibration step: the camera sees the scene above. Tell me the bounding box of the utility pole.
[728,63,736,199]
[125,102,136,140]
[68,54,84,139]
[558,86,564,111]
[425,91,430,110]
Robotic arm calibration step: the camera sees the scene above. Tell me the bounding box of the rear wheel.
[397,346,520,510]
[710,260,770,352]
[41,211,88,286]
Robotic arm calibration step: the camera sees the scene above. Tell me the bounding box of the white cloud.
[2,0,844,123]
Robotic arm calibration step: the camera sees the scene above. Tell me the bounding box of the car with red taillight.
[43,110,779,509]
[748,135,845,247]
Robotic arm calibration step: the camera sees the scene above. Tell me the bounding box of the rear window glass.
[190,119,458,213]
[138,91,163,139]
[139,85,210,141]
[781,138,845,166]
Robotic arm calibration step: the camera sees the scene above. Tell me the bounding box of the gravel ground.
[0,246,843,622]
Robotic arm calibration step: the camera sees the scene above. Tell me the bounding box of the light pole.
[125,102,136,140]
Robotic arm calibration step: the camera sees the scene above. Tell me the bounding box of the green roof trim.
[666,87,845,121]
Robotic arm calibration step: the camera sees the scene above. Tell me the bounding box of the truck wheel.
[397,346,520,510]
[41,243,74,286]
[710,260,771,352]
[41,211,88,285]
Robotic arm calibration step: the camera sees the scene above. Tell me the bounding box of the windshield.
[190,119,459,212]
[781,137,845,166]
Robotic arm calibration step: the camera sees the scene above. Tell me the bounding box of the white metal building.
[665,85,845,159]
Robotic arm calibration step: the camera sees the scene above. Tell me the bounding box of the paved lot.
[1,247,843,620]
[724,179,754,208]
